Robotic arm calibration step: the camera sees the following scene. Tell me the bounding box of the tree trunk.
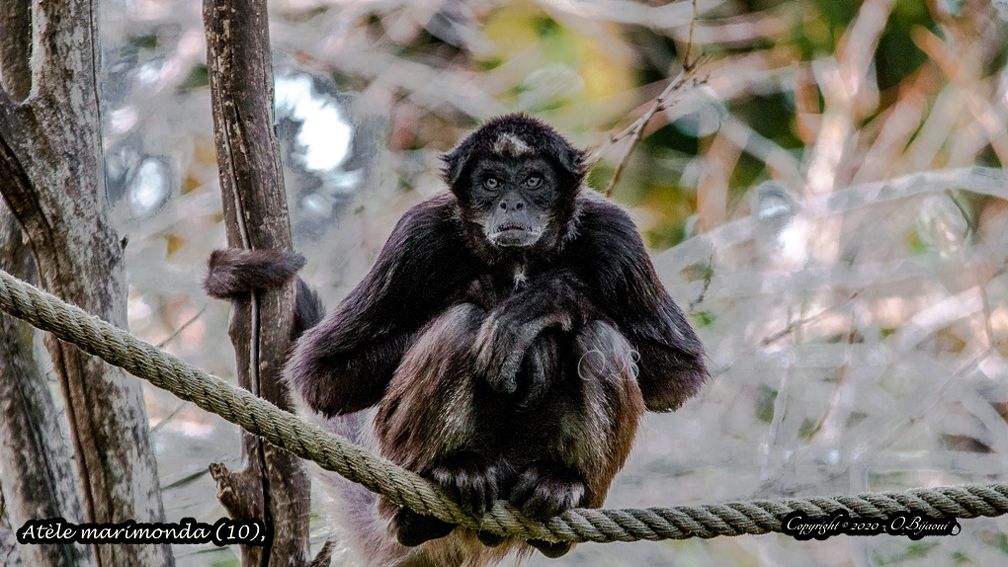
[0,1,172,566]
[202,0,315,565]
[0,204,97,567]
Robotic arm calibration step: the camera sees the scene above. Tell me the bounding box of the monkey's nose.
[499,200,524,211]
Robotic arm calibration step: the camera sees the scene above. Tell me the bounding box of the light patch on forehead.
[492,132,532,157]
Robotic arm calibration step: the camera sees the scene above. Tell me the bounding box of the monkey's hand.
[473,308,571,396]
[473,272,587,396]
[513,332,555,410]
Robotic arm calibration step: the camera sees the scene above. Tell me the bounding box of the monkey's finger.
[472,315,503,371]
[485,367,518,394]
[460,473,497,517]
[516,350,549,410]
[431,458,498,517]
[499,350,525,389]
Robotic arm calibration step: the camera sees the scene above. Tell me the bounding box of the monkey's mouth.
[488,223,541,247]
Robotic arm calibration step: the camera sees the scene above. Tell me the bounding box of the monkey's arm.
[471,272,586,395]
[575,199,709,411]
[287,195,477,416]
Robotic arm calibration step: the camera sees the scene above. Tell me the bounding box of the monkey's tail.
[308,410,410,566]
[312,424,513,567]
[203,248,324,334]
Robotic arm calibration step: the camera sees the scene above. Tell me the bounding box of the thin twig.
[689,251,715,308]
[592,0,705,198]
[150,401,188,434]
[760,291,862,347]
[595,56,710,198]
[804,328,856,443]
[155,304,208,348]
[684,0,698,68]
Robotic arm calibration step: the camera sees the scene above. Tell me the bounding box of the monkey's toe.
[395,507,455,547]
[528,539,572,558]
[431,452,499,517]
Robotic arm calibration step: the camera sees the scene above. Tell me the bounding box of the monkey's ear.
[553,143,586,185]
[441,148,469,191]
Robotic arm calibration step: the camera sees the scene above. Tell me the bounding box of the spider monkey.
[206,114,708,565]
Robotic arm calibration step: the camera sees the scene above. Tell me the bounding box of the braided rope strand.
[1,266,1006,543]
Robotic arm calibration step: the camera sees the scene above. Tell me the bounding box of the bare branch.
[0,0,31,101]
[0,202,97,567]
[590,56,710,198]
[684,0,698,68]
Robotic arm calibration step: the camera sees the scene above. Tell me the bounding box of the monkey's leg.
[374,304,500,547]
[512,320,645,558]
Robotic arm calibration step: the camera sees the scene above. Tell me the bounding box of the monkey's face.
[443,114,586,253]
[466,157,560,248]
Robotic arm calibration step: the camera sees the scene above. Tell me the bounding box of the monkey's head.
[442,114,586,254]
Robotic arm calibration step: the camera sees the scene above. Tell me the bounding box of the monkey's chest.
[461,265,540,307]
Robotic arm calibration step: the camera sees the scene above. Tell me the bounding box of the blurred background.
[97,0,1008,565]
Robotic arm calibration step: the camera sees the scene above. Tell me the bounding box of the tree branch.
[0,0,31,101]
[0,203,96,567]
[591,56,710,198]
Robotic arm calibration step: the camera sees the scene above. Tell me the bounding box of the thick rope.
[1,266,1006,543]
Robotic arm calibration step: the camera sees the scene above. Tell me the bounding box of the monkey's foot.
[395,507,455,547]
[431,452,499,517]
[509,463,586,520]
[528,539,572,558]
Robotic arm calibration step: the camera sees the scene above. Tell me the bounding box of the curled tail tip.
[204,248,306,299]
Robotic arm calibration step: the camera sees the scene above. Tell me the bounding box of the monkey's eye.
[524,175,542,189]
[483,177,501,190]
